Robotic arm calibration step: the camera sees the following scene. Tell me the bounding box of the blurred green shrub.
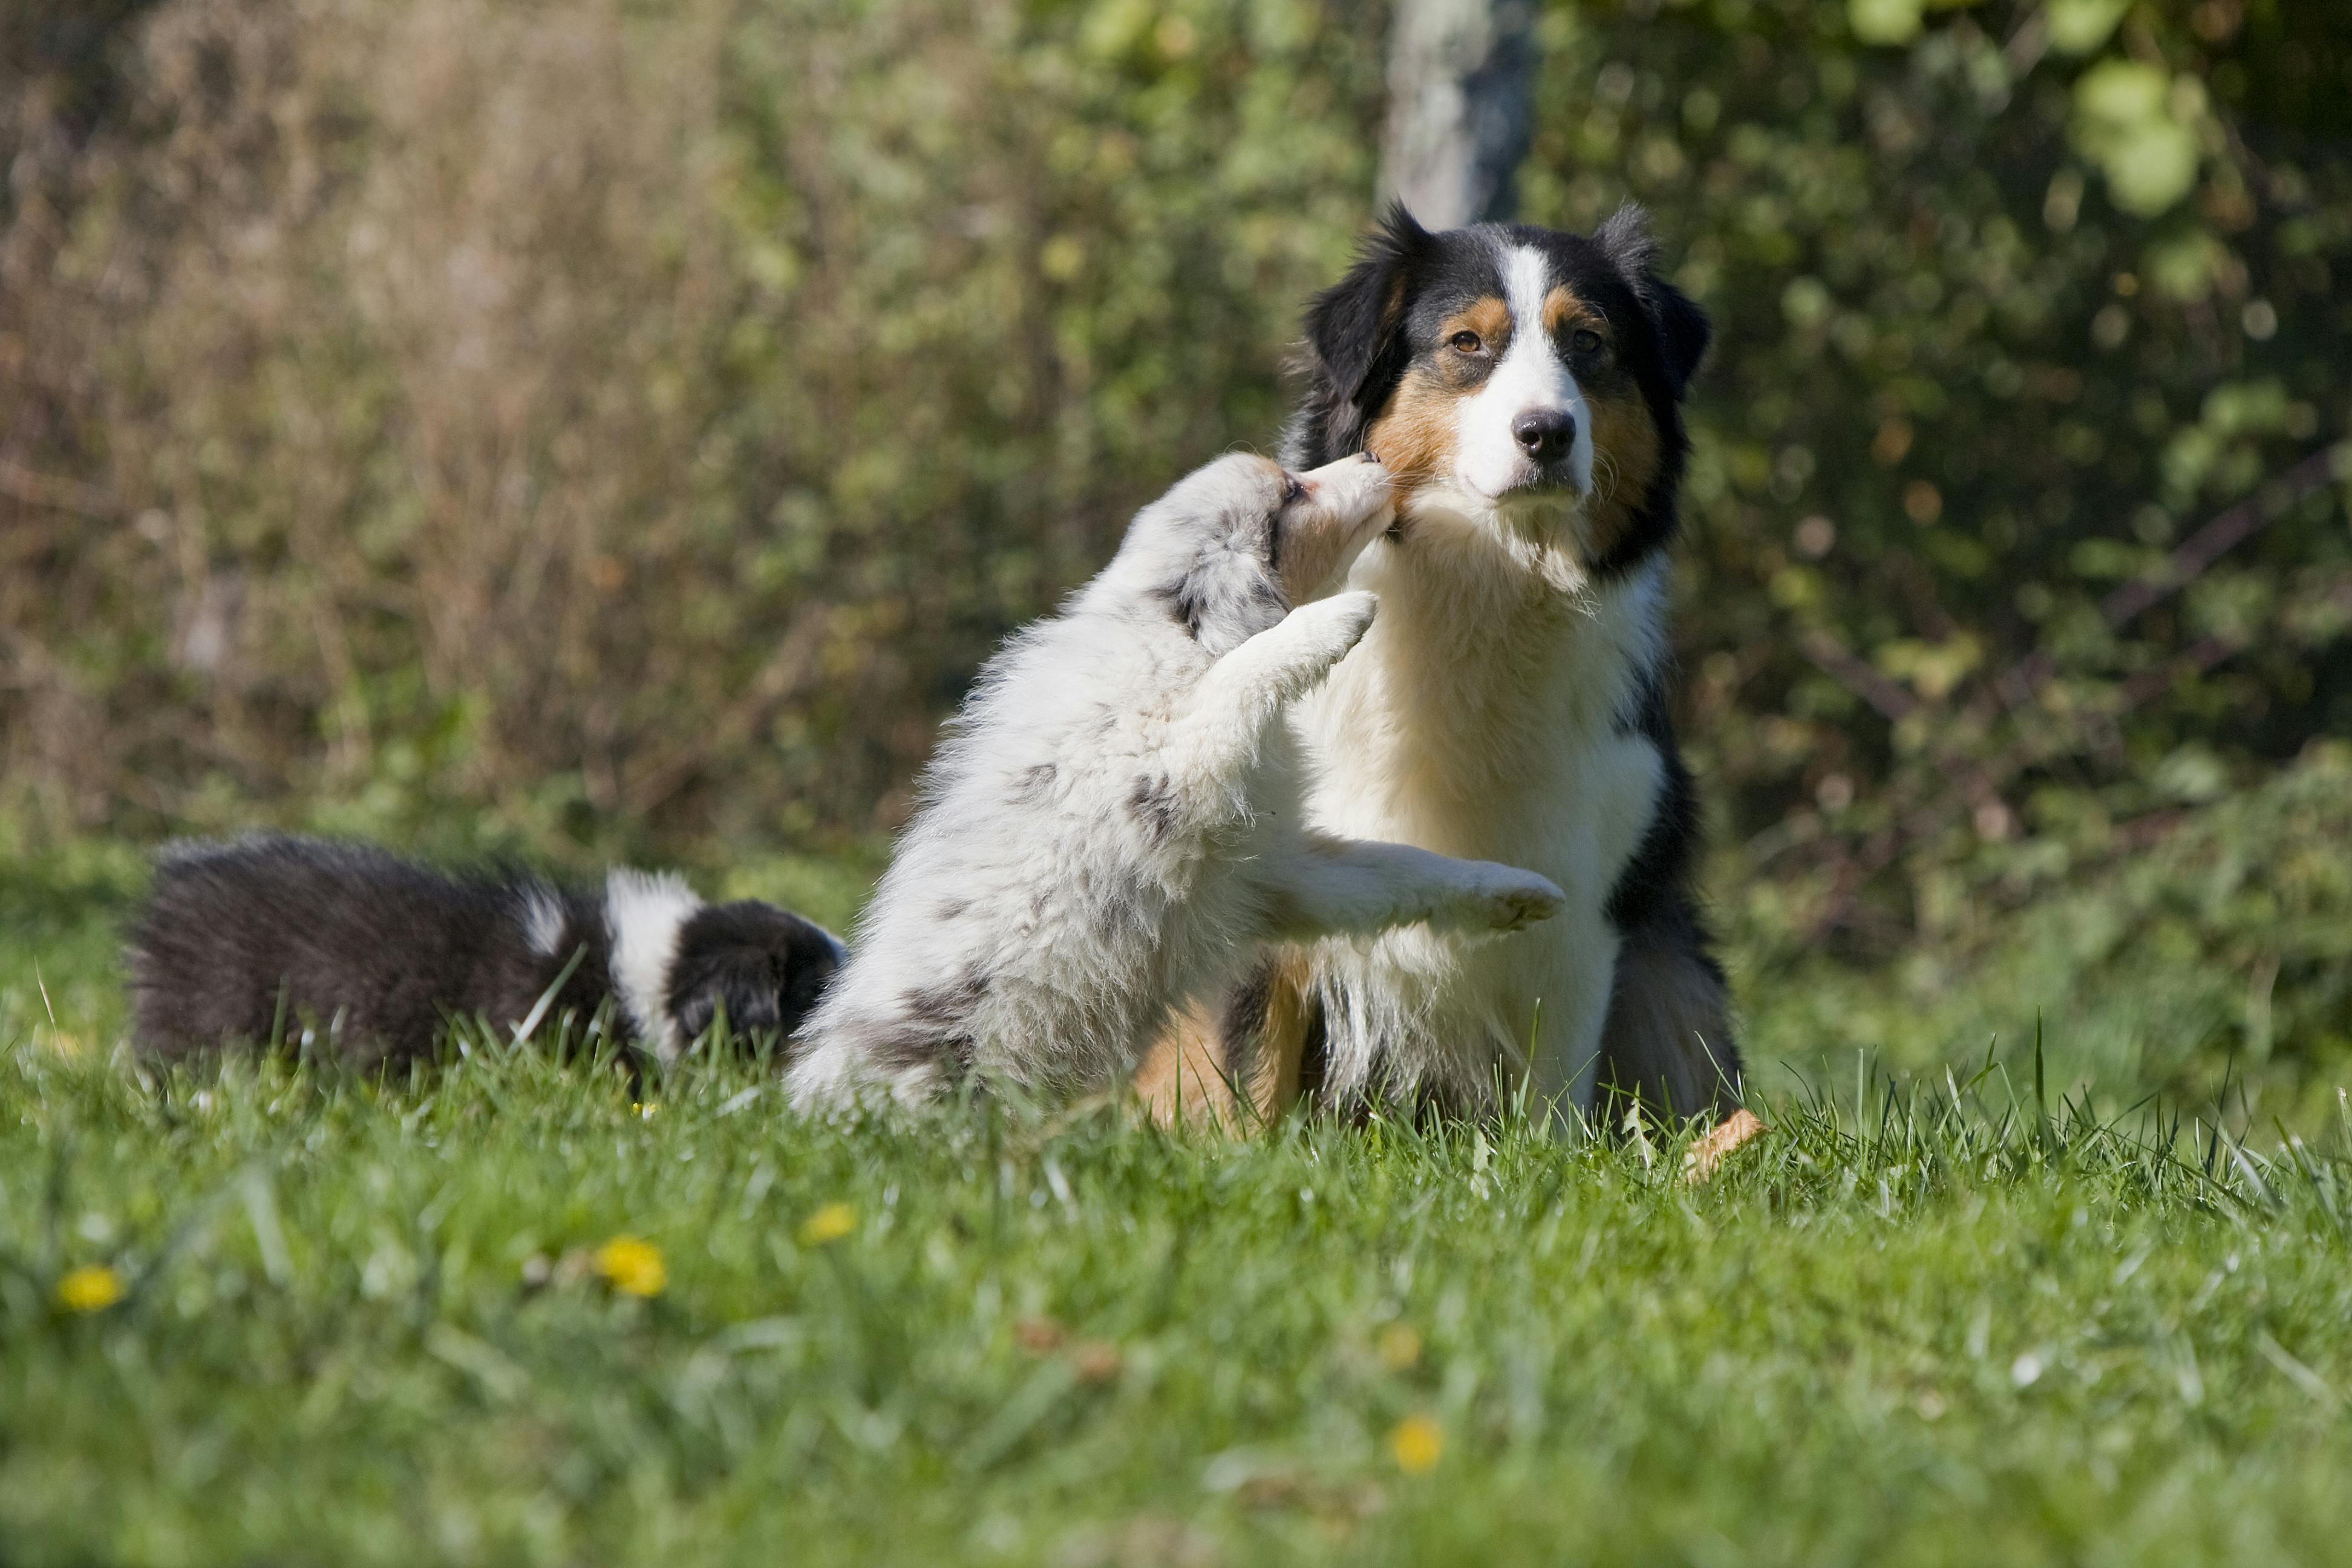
[1514,0,2352,1086]
[1749,740,2352,1116]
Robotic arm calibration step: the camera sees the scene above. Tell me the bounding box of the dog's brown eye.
[1571,327,1605,356]
[1280,474,1305,505]
[1449,330,1483,354]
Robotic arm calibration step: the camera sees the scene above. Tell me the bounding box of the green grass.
[4,849,2352,1566]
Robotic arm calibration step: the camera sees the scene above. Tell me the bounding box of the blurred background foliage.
[3,0,2348,1114]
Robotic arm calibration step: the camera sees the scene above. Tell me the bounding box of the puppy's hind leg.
[1164,591,1378,800]
[1263,833,1566,939]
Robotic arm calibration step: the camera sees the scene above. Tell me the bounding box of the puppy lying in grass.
[789,452,1566,1109]
[128,834,843,1068]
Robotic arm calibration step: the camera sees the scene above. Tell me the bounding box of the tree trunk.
[1379,0,1539,229]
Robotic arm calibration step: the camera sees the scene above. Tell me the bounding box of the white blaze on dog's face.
[1114,452,1393,655]
[1446,246,1596,505]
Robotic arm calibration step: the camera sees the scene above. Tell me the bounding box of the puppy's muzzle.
[1278,454,1394,603]
[1299,452,1394,531]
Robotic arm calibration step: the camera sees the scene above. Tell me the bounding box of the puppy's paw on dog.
[1268,590,1379,695]
[1430,865,1566,935]
[1204,592,1383,738]
[1480,871,1567,932]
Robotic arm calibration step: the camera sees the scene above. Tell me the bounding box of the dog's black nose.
[1512,408,1577,462]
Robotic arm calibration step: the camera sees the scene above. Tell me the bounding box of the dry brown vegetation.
[2,0,1380,851]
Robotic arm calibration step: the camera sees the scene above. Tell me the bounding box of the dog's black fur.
[126,834,842,1067]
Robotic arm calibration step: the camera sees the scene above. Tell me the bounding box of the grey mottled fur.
[788,452,1565,1108]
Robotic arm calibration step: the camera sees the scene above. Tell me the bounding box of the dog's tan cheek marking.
[1363,364,1461,501]
[1541,284,1656,556]
[1584,388,1662,561]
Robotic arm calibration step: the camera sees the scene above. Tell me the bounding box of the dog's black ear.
[1598,202,1711,399]
[1596,201,1659,281]
[1300,203,1432,454]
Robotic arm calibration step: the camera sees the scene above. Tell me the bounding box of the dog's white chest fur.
[1294,518,1668,1115]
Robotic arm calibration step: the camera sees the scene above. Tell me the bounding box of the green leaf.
[2074,59,2169,126]
[2071,60,2201,217]
[2046,0,2132,56]
[1849,0,1925,46]
[2103,119,2200,215]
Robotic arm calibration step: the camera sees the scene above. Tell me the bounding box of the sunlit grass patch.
[3,846,2350,1563]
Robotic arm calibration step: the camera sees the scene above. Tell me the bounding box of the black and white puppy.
[1162,203,1738,1129]
[787,451,1566,1109]
[126,834,844,1067]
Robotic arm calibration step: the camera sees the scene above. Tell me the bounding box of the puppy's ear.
[1301,204,1432,453]
[1174,548,1290,659]
[1598,202,1711,400]
[665,903,843,1050]
[772,920,844,1038]
[667,946,784,1047]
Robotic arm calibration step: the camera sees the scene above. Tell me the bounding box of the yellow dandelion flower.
[1376,1324,1422,1371]
[56,1263,125,1314]
[592,1235,667,1298]
[1388,1413,1444,1474]
[799,1202,855,1247]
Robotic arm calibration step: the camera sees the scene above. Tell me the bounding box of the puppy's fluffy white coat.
[788,452,1566,1108]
